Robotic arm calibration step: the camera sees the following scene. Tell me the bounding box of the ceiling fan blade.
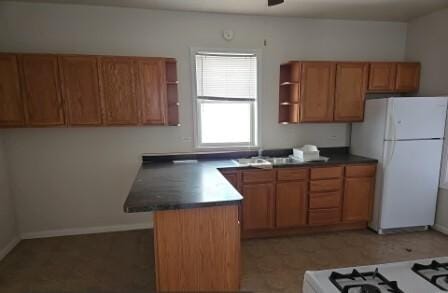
[268,0,284,6]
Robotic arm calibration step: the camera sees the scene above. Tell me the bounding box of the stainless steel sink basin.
[233,157,272,168]
[265,157,297,164]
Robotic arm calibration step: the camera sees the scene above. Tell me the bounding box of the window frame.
[190,47,261,150]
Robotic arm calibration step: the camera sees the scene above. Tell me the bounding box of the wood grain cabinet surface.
[242,183,275,231]
[278,60,420,124]
[368,62,420,93]
[334,62,368,122]
[299,62,336,122]
[137,58,167,125]
[342,164,376,223]
[395,62,420,92]
[0,54,25,126]
[59,55,103,126]
[368,62,397,92]
[0,52,179,128]
[230,164,377,239]
[154,205,240,292]
[99,56,139,125]
[276,181,308,228]
[20,54,65,126]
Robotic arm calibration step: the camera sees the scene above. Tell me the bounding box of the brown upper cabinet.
[137,58,167,125]
[99,56,140,125]
[59,55,103,126]
[279,60,420,124]
[368,62,420,93]
[0,52,179,128]
[0,54,25,126]
[334,63,368,122]
[368,62,396,92]
[300,62,336,122]
[20,54,65,126]
[395,62,420,92]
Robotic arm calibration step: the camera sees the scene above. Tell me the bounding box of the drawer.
[277,168,309,181]
[309,208,341,226]
[311,166,343,180]
[310,179,343,192]
[346,164,376,178]
[242,170,275,184]
[309,191,342,209]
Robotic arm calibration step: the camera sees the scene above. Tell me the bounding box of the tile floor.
[0,229,447,292]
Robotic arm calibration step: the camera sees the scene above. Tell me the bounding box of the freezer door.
[380,139,443,230]
[385,97,447,140]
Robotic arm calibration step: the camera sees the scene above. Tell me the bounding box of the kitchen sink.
[233,157,272,168]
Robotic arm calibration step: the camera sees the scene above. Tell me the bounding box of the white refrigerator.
[351,97,448,234]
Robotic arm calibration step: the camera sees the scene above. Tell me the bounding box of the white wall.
[0,134,18,259]
[406,8,448,234]
[0,1,408,236]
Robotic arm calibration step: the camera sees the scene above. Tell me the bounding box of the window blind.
[195,52,257,101]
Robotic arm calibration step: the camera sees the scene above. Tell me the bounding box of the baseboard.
[432,224,448,235]
[0,237,20,261]
[21,222,153,240]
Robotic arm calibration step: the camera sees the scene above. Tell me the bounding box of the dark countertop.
[124,148,377,213]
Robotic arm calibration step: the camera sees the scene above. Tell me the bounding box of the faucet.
[257,148,263,158]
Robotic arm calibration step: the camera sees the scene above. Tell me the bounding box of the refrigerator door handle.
[389,100,397,141]
[385,102,397,169]
[385,140,396,169]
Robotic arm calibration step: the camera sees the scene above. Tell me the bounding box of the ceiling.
[10,0,448,21]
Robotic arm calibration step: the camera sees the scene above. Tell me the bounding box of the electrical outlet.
[182,137,192,142]
[329,135,339,140]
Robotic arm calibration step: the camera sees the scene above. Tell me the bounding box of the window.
[193,50,258,148]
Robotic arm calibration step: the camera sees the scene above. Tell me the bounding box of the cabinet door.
[395,63,420,92]
[20,54,65,126]
[368,62,396,92]
[137,59,167,125]
[342,177,374,222]
[0,54,25,126]
[334,63,368,122]
[59,55,103,126]
[242,183,275,231]
[299,62,336,122]
[99,57,139,125]
[276,181,308,228]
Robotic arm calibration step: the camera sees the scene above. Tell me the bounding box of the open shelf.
[280,102,300,106]
[278,62,301,124]
[165,59,180,126]
[280,81,300,86]
[278,103,299,124]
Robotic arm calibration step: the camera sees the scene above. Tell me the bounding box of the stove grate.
[329,268,404,293]
[412,260,448,291]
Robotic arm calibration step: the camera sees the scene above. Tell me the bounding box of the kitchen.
[1,0,448,292]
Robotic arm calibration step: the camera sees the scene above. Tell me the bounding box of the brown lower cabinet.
[242,183,275,230]
[343,165,376,222]
[276,181,308,228]
[154,205,240,291]
[222,163,377,238]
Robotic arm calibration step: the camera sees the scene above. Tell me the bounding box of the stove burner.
[329,268,404,293]
[412,260,448,291]
[342,284,381,293]
[361,284,381,293]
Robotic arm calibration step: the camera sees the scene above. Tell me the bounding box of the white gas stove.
[303,257,448,293]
